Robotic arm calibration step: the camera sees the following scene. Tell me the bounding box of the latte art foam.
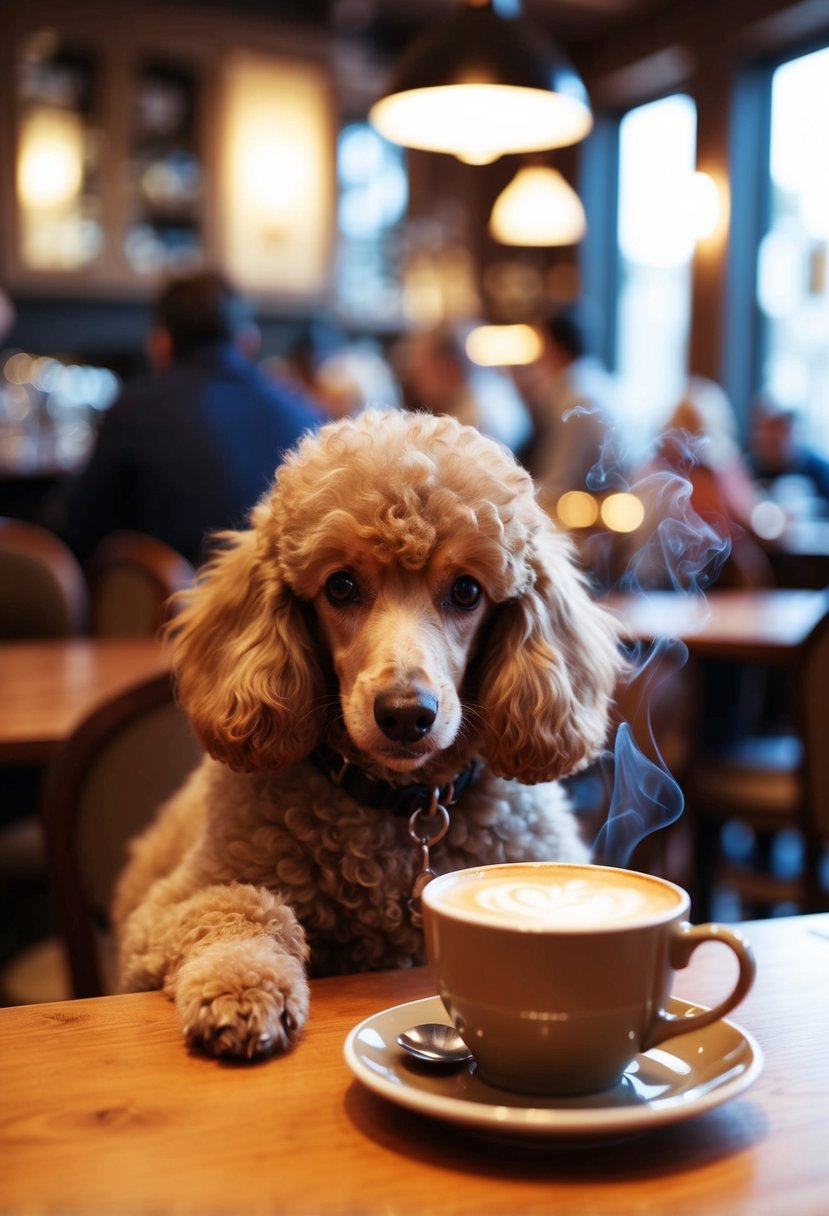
[473,879,649,927]
[434,871,681,929]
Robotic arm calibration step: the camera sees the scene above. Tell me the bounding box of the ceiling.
[331,0,676,44]
[190,0,680,55]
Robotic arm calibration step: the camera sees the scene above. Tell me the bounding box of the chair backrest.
[0,516,89,638]
[39,670,204,997]
[797,599,829,843]
[88,530,195,636]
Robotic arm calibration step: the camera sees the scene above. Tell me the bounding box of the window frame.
[724,33,829,433]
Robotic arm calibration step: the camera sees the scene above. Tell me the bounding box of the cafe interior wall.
[2,0,829,401]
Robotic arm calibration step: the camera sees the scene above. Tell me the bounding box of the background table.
[1,914,827,1215]
[605,587,829,663]
[768,519,829,589]
[0,637,170,763]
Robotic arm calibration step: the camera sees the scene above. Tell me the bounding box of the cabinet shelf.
[1,3,335,310]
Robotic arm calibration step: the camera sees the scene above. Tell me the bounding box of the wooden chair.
[688,605,829,920]
[88,530,195,637]
[0,516,88,638]
[0,517,91,898]
[0,672,203,1003]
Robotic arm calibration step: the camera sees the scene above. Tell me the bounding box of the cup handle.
[643,921,756,1050]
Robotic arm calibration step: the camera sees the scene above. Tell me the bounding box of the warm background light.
[556,490,599,528]
[16,106,94,270]
[219,52,332,299]
[17,109,83,210]
[371,85,591,166]
[489,165,586,245]
[368,0,592,165]
[465,323,543,366]
[689,171,721,240]
[600,492,645,532]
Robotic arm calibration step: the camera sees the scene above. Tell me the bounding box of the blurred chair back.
[799,606,829,909]
[0,516,88,638]
[89,530,195,636]
[690,596,829,917]
[1,671,203,1003]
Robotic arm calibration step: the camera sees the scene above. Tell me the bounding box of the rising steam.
[590,638,688,868]
[571,416,733,866]
[618,430,732,594]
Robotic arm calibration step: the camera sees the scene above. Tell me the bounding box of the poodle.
[113,408,623,1060]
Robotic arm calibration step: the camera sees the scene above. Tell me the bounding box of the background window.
[757,44,829,456]
[615,94,697,453]
[334,121,408,325]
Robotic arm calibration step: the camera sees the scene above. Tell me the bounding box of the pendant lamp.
[489,164,586,245]
[368,0,592,165]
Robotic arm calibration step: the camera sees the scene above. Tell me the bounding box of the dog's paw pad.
[175,940,309,1061]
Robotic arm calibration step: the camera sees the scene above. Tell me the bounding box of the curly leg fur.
[118,872,310,1060]
[174,938,308,1060]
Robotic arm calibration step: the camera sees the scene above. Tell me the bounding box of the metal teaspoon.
[396,1023,474,1066]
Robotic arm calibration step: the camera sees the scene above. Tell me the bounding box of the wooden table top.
[605,587,829,663]
[1,913,827,1216]
[0,636,171,763]
[4,591,824,766]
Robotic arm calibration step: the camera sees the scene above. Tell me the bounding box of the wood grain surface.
[2,915,828,1215]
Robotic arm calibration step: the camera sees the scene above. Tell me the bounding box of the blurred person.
[634,378,776,752]
[394,327,531,452]
[748,394,829,513]
[394,328,485,430]
[260,332,320,401]
[635,377,773,591]
[513,312,624,513]
[265,334,401,421]
[313,342,401,419]
[57,271,323,568]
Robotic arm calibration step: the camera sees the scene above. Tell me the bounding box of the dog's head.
[170,409,622,784]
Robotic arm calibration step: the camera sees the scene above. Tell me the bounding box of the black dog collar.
[310,743,480,817]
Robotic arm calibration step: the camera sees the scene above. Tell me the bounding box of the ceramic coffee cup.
[421,861,756,1096]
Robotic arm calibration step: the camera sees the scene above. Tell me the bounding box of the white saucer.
[343,995,762,1139]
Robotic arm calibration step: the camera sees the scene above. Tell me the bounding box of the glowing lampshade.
[489,165,586,245]
[369,0,592,165]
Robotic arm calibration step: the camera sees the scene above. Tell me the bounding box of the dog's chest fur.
[193,759,585,976]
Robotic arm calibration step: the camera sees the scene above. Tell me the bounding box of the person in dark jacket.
[748,394,829,511]
[59,271,323,567]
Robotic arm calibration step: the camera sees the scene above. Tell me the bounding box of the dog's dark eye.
[450,575,482,610]
[325,570,359,605]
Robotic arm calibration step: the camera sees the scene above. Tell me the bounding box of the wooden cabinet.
[0,2,335,308]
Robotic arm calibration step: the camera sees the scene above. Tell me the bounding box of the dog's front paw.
[173,937,309,1060]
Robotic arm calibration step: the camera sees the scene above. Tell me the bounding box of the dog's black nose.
[374,692,438,744]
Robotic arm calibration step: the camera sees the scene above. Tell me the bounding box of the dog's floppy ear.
[476,522,621,784]
[167,528,326,773]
